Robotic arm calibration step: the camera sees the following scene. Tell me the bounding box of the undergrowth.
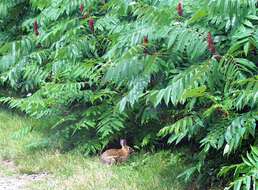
[0,109,191,190]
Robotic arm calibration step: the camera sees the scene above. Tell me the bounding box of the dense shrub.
[0,0,257,188]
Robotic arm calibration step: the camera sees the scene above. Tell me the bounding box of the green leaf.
[244,42,250,56]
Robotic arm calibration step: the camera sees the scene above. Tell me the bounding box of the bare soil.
[0,160,48,190]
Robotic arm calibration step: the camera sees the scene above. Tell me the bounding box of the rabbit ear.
[120,139,127,147]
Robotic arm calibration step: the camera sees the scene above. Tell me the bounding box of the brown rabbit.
[100,139,134,165]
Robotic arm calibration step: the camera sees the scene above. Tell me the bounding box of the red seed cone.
[89,18,94,33]
[34,20,39,36]
[177,0,183,16]
[80,4,84,13]
[143,36,148,45]
[207,32,216,54]
[143,36,148,54]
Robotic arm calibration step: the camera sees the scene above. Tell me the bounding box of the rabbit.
[100,139,134,165]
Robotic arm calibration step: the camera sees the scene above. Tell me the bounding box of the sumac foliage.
[0,0,257,189]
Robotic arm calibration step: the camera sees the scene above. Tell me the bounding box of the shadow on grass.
[0,108,191,190]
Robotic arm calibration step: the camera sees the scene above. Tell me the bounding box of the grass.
[0,109,190,190]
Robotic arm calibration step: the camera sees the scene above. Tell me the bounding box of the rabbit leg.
[101,157,116,165]
[108,157,116,165]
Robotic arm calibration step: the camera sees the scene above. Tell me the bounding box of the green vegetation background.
[0,0,257,189]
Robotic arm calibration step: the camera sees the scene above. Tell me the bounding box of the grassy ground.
[0,109,190,190]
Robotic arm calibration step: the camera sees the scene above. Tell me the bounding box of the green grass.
[0,109,190,190]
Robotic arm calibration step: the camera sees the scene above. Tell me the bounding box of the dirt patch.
[0,160,48,190]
